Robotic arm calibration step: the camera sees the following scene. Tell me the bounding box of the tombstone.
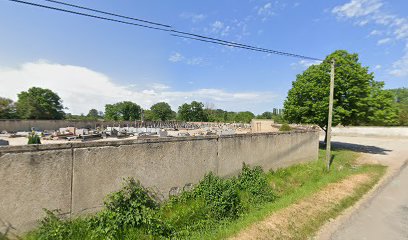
[169,187,180,197]
[0,139,9,146]
[159,129,168,138]
[183,183,194,192]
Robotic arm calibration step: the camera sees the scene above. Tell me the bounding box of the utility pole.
[326,59,335,171]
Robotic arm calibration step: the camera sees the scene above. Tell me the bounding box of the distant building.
[251,119,279,133]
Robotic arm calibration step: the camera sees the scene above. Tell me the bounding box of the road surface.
[321,136,408,240]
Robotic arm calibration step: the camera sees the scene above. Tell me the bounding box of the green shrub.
[27,165,277,239]
[89,178,171,239]
[193,172,242,220]
[28,132,41,144]
[238,164,275,204]
[279,123,292,131]
[32,209,89,240]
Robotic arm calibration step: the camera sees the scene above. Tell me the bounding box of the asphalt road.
[326,136,408,240]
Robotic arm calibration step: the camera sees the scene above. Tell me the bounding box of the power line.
[44,0,171,28]
[7,0,324,61]
[172,31,323,61]
[8,0,168,31]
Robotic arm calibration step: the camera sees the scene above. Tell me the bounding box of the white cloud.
[292,59,321,69]
[168,52,184,63]
[210,21,230,36]
[374,64,382,69]
[332,0,382,18]
[257,2,274,17]
[0,61,277,114]
[168,52,205,66]
[332,0,408,78]
[389,44,408,77]
[179,12,206,23]
[187,57,204,66]
[369,29,382,35]
[377,37,391,45]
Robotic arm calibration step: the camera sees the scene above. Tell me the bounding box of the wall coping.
[0,130,318,154]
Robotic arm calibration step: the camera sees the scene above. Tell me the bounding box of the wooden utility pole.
[326,59,335,171]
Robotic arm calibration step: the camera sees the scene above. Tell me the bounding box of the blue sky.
[0,0,407,114]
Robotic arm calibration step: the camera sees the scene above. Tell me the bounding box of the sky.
[0,0,407,115]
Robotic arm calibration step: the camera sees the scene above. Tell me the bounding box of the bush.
[90,178,171,239]
[193,172,242,220]
[28,132,41,144]
[237,164,275,204]
[28,165,276,239]
[279,123,292,132]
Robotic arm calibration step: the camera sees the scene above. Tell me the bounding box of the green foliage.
[32,209,89,240]
[234,111,255,123]
[388,88,408,125]
[89,178,170,239]
[193,173,242,220]
[0,97,16,119]
[86,109,100,120]
[104,101,141,121]
[237,164,275,204]
[142,109,154,121]
[28,132,41,144]
[284,50,399,130]
[28,165,276,240]
[279,123,292,131]
[178,101,208,122]
[150,102,174,121]
[16,87,65,120]
[256,111,273,119]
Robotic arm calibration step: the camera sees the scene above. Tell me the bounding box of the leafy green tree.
[234,111,255,123]
[87,109,100,120]
[206,109,229,122]
[0,97,16,119]
[143,109,154,121]
[104,101,141,121]
[388,88,408,125]
[150,102,174,121]
[16,87,65,119]
[256,111,273,119]
[178,101,208,122]
[284,50,398,140]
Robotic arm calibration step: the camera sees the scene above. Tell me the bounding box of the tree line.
[0,88,278,123]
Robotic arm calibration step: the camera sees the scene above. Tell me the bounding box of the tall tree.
[388,88,408,125]
[150,102,173,121]
[87,109,100,120]
[104,101,141,121]
[284,50,398,139]
[16,87,65,119]
[0,97,16,119]
[234,111,255,123]
[178,101,208,122]
[256,111,273,119]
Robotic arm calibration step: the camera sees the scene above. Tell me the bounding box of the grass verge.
[19,148,385,240]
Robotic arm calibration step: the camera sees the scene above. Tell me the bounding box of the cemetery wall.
[332,126,408,138]
[0,130,319,235]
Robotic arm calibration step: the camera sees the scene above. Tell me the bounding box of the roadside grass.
[191,149,386,239]
[20,148,386,240]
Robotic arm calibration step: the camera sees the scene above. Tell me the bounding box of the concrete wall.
[0,130,319,235]
[332,126,408,138]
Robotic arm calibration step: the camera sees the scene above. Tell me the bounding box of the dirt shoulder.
[230,173,374,240]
